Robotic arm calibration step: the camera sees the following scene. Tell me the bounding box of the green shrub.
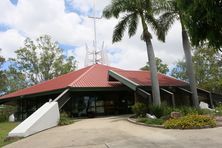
[215,104,222,116]
[175,106,214,116]
[164,114,216,129]
[0,105,16,122]
[132,103,148,117]
[148,104,174,118]
[177,106,198,115]
[149,105,165,118]
[137,118,164,125]
[59,112,74,126]
[198,109,214,115]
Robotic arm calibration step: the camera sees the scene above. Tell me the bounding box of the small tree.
[141,57,169,74]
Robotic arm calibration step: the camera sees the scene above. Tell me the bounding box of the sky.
[0,0,185,70]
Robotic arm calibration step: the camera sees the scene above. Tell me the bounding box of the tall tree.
[141,57,169,74]
[10,35,77,85]
[157,0,199,107]
[0,49,6,95]
[103,0,165,106]
[177,0,222,50]
[171,46,222,94]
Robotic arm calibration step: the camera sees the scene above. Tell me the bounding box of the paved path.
[5,115,222,148]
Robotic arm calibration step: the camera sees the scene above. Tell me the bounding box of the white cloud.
[0,0,184,70]
[0,29,25,59]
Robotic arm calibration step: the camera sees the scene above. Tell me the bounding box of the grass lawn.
[0,122,20,147]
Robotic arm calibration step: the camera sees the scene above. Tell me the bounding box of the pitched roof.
[0,64,188,100]
[112,70,187,86]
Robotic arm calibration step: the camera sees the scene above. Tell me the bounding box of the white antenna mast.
[84,0,109,66]
[93,0,97,63]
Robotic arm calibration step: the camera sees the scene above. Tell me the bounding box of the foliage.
[176,106,212,116]
[0,122,20,147]
[178,0,222,49]
[9,35,77,86]
[103,0,165,43]
[170,60,187,81]
[140,57,169,74]
[171,46,222,93]
[132,103,148,117]
[0,105,16,122]
[149,105,166,118]
[3,67,28,93]
[148,104,174,118]
[164,114,216,129]
[148,104,213,118]
[59,112,74,126]
[215,104,222,116]
[137,117,164,125]
[0,49,25,94]
[0,49,6,95]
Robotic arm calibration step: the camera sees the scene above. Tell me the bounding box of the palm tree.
[103,0,165,106]
[157,0,199,107]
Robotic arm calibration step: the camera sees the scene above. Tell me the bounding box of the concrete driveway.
[5,115,222,148]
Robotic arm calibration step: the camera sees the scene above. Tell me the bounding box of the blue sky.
[0,0,183,70]
[9,0,18,5]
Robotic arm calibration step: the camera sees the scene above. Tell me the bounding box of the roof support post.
[137,88,152,105]
[160,88,175,107]
[209,93,214,108]
[197,88,214,108]
[177,87,193,106]
[134,92,138,103]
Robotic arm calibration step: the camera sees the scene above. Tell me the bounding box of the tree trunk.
[181,27,199,108]
[141,14,161,106]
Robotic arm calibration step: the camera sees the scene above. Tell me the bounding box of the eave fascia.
[108,70,139,91]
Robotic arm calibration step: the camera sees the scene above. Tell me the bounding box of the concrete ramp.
[8,102,60,137]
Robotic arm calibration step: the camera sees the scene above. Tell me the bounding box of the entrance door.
[87,96,96,117]
[96,97,105,115]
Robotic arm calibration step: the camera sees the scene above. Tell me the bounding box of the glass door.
[96,97,104,115]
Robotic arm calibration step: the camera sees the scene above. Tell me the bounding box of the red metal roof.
[112,70,188,86]
[0,64,188,100]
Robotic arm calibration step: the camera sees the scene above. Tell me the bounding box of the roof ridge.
[68,64,96,87]
[113,69,150,73]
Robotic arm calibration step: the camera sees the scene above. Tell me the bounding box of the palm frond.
[112,14,132,43]
[128,13,139,38]
[103,5,114,19]
[152,0,176,15]
[159,12,177,36]
[145,14,165,42]
[103,0,137,19]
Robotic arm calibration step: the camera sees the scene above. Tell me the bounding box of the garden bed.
[128,114,217,129]
[130,103,220,130]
